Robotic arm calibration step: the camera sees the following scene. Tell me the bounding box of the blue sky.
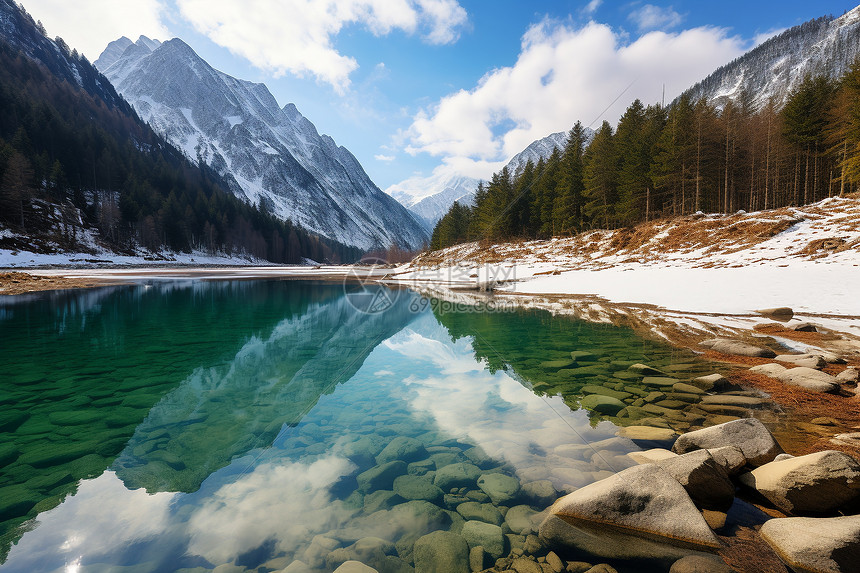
[20,1,859,190]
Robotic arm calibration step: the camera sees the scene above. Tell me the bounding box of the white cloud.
[375,154,396,161]
[402,19,746,180]
[582,0,602,16]
[20,0,169,60]
[176,0,468,94]
[628,4,683,32]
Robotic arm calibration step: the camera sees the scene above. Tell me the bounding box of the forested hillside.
[0,1,360,263]
[431,62,860,250]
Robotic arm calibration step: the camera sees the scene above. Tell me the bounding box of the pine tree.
[553,122,587,234]
[583,121,617,228]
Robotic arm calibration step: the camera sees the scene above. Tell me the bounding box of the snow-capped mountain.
[683,6,860,109]
[505,131,570,177]
[386,172,480,230]
[386,128,592,228]
[97,36,428,251]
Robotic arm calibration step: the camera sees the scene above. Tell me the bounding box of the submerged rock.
[672,418,783,467]
[760,515,860,573]
[738,450,860,514]
[477,473,520,505]
[691,374,729,392]
[461,520,505,559]
[376,437,427,465]
[413,530,469,573]
[434,462,482,491]
[629,363,669,376]
[539,465,721,565]
[393,475,444,504]
[357,461,408,493]
[579,395,626,414]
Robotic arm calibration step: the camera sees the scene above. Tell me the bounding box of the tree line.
[0,13,361,264]
[431,60,860,250]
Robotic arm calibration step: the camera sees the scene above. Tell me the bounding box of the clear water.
[0,280,751,572]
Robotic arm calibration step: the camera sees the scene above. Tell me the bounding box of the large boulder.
[412,530,470,573]
[700,339,776,358]
[656,450,736,511]
[706,446,747,476]
[749,364,839,393]
[760,515,860,573]
[738,450,860,514]
[672,419,783,467]
[538,465,721,565]
[774,354,827,369]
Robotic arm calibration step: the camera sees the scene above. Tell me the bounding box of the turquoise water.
[0,280,740,572]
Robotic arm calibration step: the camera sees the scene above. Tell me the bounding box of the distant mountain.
[683,6,860,109]
[97,37,428,251]
[386,172,480,230]
[386,128,592,228]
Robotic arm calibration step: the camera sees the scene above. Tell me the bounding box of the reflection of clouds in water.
[186,456,356,564]
[384,317,629,489]
[3,472,176,571]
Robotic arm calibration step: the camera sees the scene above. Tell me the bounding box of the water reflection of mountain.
[113,288,419,493]
[0,280,372,562]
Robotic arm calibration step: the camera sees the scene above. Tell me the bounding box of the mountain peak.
[100,36,429,250]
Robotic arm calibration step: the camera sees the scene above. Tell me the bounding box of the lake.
[0,280,769,572]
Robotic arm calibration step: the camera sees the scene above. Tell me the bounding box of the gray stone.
[413,530,469,573]
[357,461,408,493]
[506,505,540,535]
[791,322,817,332]
[775,354,827,369]
[751,364,840,393]
[774,453,795,461]
[521,480,557,507]
[738,450,860,514]
[760,515,860,573]
[700,395,768,408]
[463,447,495,469]
[434,462,482,491]
[408,459,436,476]
[393,475,444,503]
[456,501,503,526]
[477,473,520,505]
[579,395,626,415]
[669,555,733,573]
[461,520,505,559]
[628,448,679,465]
[376,437,427,465]
[706,446,747,476]
[656,450,736,511]
[672,418,783,467]
[539,464,721,563]
[700,338,776,358]
[674,383,706,395]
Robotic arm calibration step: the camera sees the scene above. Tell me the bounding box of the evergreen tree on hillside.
[583,121,617,228]
[553,122,587,235]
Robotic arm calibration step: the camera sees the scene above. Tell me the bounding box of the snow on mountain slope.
[504,131,569,177]
[683,6,860,109]
[97,37,428,251]
[386,172,479,230]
